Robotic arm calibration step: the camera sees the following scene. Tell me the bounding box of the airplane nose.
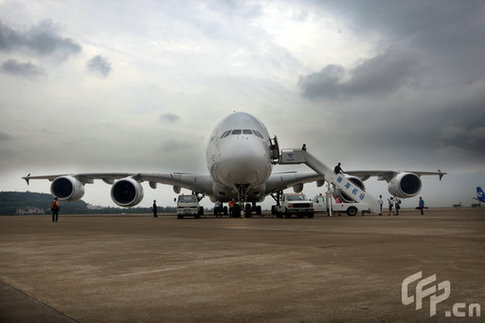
[216,140,271,185]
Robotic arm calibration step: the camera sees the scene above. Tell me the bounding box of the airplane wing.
[264,172,323,195]
[344,169,446,182]
[262,168,445,195]
[23,172,214,195]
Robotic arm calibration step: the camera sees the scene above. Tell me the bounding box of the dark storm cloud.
[332,1,485,81]
[298,0,485,166]
[0,19,81,59]
[159,113,180,123]
[86,55,111,77]
[299,48,420,100]
[1,59,44,76]
[301,1,485,99]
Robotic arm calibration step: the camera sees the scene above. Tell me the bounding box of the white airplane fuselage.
[206,112,273,202]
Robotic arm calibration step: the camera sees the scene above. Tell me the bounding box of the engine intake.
[388,172,422,198]
[111,178,144,207]
[50,176,85,201]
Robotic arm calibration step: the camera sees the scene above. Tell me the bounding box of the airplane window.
[231,129,242,135]
[253,130,263,138]
[243,129,252,135]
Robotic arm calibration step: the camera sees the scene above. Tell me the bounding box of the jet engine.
[110,178,144,207]
[388,172,421,198]
[50,176,85,201]
[333,176,366,203]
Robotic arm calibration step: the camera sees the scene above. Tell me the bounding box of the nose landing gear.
[233,184,262,217]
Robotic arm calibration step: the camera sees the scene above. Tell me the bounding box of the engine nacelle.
[110,178,144,207]
[333,175,366,203]
[50,176,85,201]
[388,172,422,198]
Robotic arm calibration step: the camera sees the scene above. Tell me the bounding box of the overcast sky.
[1,0,484,209]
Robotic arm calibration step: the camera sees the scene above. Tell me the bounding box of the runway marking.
[0,280,80,322]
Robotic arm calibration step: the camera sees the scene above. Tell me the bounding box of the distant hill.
[0,191,177,215]
[0,191,88,215]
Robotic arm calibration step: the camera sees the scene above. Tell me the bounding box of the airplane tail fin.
[438,169,445,181]
[477,187,485,202]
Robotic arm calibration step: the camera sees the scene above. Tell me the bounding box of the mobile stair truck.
[275,148,380,216]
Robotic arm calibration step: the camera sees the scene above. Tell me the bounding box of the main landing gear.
[270,191,283,216]
[227,202,262,218]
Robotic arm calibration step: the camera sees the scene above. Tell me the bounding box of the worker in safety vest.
[50,197,60,222]
[228,200,235,217]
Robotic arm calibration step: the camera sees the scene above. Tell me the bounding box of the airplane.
[475,187,485,202]
[23,112,446,217]
[472,187,484,207]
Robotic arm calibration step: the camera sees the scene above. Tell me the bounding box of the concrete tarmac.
[1,208,484,322]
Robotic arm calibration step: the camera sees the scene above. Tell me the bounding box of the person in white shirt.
[388,196,394,216]
[378,195,383,216]
[394,195,401,215]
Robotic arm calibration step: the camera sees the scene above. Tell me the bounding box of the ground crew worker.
[215,201,222,218]
[394,195,401,215]
[334,162,343,174]
[50,197,60,222]
[388,196,394,216]
[418,197,425,215]
[228,200,235,217]
[152,200,158,218]
[378,195,383,216]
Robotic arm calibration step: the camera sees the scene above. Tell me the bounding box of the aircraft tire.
[233,204,241,217]
[245,204,252,217]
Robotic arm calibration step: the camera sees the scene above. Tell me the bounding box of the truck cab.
[176,194,203,219]
[275,193,314,218]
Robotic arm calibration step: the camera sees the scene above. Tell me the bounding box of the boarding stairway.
[276,148,381,214]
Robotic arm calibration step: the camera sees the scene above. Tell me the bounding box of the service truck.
[176,194,203,219]
[312,194,369,216]
[275,193,314,218]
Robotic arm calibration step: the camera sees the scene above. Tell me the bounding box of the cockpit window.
[220,130,231,139]
[221,129,263,139]
[253,130,263,138]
